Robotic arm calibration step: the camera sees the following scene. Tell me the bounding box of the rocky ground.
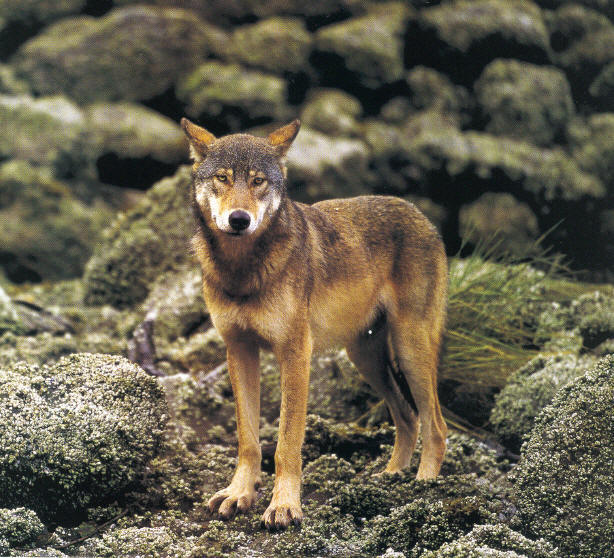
[1,0,614,556]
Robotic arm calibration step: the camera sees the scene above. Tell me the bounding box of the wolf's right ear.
[181,118,216,163]
[268,119,301,158]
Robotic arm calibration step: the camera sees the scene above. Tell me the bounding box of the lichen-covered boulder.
[0,507,45,551]
[11,6,217,104]
[568,113,614,192]
[313,2,413,88]
[490,354,593,452]
[286,127,372,200]
[459,192,540,256]
[570,290,614,349]
[177,61,290,132]
[420,524,560,558]
[0,354,168,523]
[227,17,312,74]
[589,61,614,109]
[474,59,574,145]
[410,0,551,82]
[513,355,614,557]
[0,160,111,282]
[0,64,29,95]
[0,94,85,177]
[0,286,25,335]
[300,88,362,137]
[83,166,194,308]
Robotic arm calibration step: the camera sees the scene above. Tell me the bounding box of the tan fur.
[181,118,449,530]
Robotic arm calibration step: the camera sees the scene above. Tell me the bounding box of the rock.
[409,0,551,84]
[0,286,25,335]
[513,355,614,557]
[546,4,614,103]
[313,2,413,89]
[83,166,195,309]
[0,160,111,282]
[176,61,291,132]
[286,127,372,200]
[0,94,85,177]
[568,113,614,192]
[300,88,362,136]
[571,290,614,349]
[11,6,217,104]
[0,507,45,550]
[474,59,574,146]
[458,192,540,256]
[420,524,559,558]
[227,17,313,74]
[0,64,29,94]
[589,61,614,110]
[490,354,593,453]
[0,354,168,524]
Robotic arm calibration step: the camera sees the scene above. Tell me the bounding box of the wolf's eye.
[215,174,227,182]
[253,177,265,186]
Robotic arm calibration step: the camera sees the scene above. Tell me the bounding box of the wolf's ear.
[181,118,216,163]
[268,119,301,157]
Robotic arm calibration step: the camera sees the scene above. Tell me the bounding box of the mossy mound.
[0,354,168,524]
[300,88,362,137]
[0,507,45,551]
[0,287,25,336]
[82,166,194,308]
[513,355,614,557]
[474,59,574,146]
[490,354,594,453]
[11,6,217,104]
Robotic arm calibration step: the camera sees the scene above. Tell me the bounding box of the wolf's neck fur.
[193,195,301,299]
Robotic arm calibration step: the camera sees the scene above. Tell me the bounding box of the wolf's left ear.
[268,119,301,157]
[181,117,216,163]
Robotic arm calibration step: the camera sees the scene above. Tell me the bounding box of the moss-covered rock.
[177,61,290,132]
[568,113,614,192]
[0,64,29,95]
[410,0,551,83]
[0,287,25,335]
[0,94,85,177]
[490,354,594,452]
[0,160,111,282]
[420,523,560,558]
[0,507,45,550]
[459,192,540,256]
[513,355,614,557]
[11,6,217,104]
[83,166,194,308]
[286,127,371,200]
[0,354,167,524]
[589,61,614,110]
[474,59,574,146]
[228,17,312,75]
[313,3,412,89]
[300,88,362,137]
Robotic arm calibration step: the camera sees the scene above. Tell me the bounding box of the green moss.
[228,17,312,74]
[83,166,194,308]
[0,64,29,95]
[0,508,45,549]
[589,61,614,108]
[475,59,574,146]
[0,354,168,523]
[12,6,216,103]
[0,287,25,336]
[513,355,614,557]
[300,88,362,137]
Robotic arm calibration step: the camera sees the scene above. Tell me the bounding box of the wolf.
[181,117,448,530]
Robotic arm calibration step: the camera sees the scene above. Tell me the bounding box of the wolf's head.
[181,118,300,237]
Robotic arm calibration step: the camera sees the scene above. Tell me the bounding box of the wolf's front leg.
[209,338,261,519]
[262,328,312,530]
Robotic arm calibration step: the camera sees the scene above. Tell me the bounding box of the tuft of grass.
[441,234,571,388]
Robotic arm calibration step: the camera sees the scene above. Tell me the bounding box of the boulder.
[409,0,551,84]
[589,61,614,110]
[0,64,29,95]
[176,61,291,133]
[0,160,111,282]
[0,354,168,523]
[227,17,313,74]
[0,285,25,335]
[474,59,574,146]
[83,166,194,308]
[300,88,362,136]
[313,2,413,89]
[459,192,540,256]
[11,6,218,104]
[513,355,614,557]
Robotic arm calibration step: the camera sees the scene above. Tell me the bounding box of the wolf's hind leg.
[346,321,419,473]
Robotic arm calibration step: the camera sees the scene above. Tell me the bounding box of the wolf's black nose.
[229,210,251,231]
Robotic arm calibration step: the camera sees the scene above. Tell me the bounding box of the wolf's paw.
[208,486,258,519]
[261,500,303,530]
